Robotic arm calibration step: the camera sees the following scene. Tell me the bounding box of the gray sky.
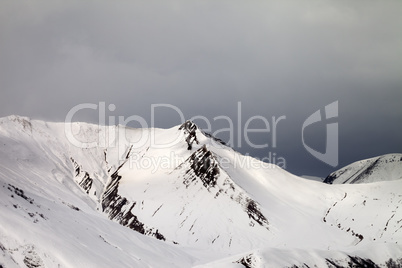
[1,0,401,177]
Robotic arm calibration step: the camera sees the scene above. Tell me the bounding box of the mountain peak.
[1,115,33,132]
[178,120,199,150]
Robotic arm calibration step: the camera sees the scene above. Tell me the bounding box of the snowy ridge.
[324,154,402,184]
[0,115,401,267]
[182,145,269,229]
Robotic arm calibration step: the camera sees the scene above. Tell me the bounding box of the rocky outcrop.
[179,121,199,150]
[184,145,220,188]
[181,146,269,230]
[101,162,166,241]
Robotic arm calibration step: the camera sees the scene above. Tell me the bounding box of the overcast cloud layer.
[1,0,401,177]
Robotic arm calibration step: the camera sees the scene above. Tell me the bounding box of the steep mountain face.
[0,115,401,267]
[324,154,402,184]
[98,121,272,252]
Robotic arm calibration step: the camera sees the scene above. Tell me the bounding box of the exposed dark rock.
[184,145,219,188]
[326,258,344,268]
[153,230,165,241]
[102,164,124,212]
[323,174,337,184]
[246,199,269,227]
[79,172,93,194]
[347,255,378,267]
[179,121,199,150]
[235,254,257,268]
[69,204,80,211]
[7,184,34,204]
[101,163,166,241]
[326,255,379,268]
[125,145,133,159]
[71,158,94,194]
[201,131,227,146]
[385,258,402,268]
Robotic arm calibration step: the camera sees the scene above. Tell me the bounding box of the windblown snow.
[0,115,401,267]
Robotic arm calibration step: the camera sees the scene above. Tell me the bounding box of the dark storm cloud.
[1,0,401,176]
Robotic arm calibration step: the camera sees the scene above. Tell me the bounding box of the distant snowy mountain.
[324,154,402,184]
[0,115,401,267]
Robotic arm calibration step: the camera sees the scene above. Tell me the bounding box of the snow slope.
[324,154,402,184]
[0,115,401,267]
[300,175,323,182]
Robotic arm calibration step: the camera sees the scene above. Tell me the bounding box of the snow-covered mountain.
[0,115,401,267]
[324,154,402,184]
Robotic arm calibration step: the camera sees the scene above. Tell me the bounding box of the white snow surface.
[300,175,323,182]
[0,115,401,267]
